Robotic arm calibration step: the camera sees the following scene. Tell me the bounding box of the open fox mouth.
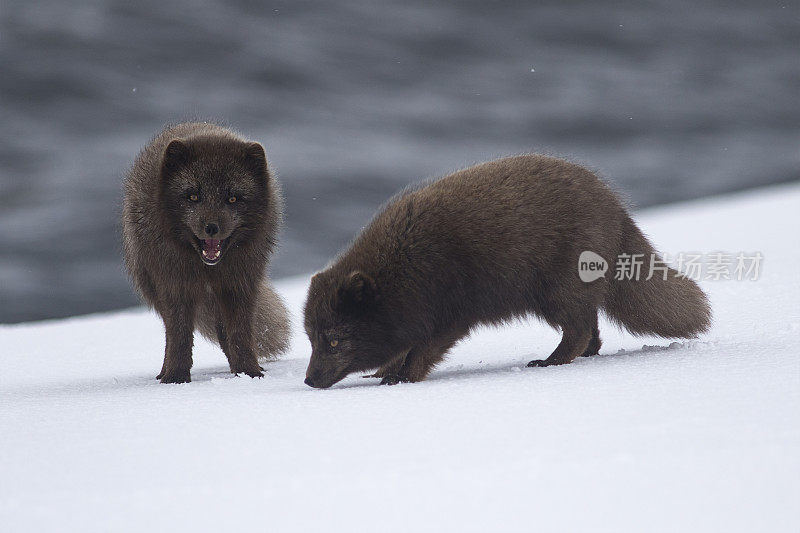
[197,238,228,265]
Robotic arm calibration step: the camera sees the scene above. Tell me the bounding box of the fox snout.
[190,211,234,241]
[304,356,347,389]
[304,366,328,389]
[204,222,219,236]
[194,221,228,240]
[186,211,237,265]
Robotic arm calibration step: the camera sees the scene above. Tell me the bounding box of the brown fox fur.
[122,122,289,383]
[303,155,711,388]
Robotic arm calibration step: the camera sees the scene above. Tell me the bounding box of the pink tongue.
[203,239,221,253]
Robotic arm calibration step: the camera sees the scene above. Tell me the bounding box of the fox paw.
[159,369,191,383]
[526,359,551,368]
[580,342,601,357]
[379,374,409,386]
[232,366,264,379]
[230,357,265,378]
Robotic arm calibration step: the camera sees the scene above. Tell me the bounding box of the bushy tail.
[251,282,291,360]
[196,281,291,361]
[603,216,711,338]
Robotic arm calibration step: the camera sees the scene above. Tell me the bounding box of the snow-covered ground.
[2,184,799,532]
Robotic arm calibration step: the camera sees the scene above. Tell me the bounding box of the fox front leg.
[364,350,408,379]
[157,301,195,383]
[380,334,459,385]
[219,290,263,378]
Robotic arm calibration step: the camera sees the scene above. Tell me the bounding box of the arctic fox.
[303,155,710,388]
[123,122,289,383]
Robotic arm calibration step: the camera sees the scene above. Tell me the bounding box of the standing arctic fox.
[123,122,289,383]
[304,155,710,388]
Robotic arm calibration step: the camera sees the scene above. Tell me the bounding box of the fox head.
[158,136,274,265]
[303,270,401,388]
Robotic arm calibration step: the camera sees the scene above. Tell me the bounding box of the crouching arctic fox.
[122,122,289,383]
[303,155,710,388]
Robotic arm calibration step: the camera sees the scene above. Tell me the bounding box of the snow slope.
[2,184,799,532]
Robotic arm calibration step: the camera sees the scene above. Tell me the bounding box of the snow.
[2,184,799,532]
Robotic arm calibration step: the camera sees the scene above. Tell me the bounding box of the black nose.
[204,223,219,236]
[304,376,315,387]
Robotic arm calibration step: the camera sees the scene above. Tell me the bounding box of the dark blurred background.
[1,0,798,323]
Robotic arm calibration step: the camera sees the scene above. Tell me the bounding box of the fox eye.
[228,196,237,204]
[188,193,200,202]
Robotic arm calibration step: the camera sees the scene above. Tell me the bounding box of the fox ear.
[163,139,189,174]
[244,142,269,178]
[338,271,376,309]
